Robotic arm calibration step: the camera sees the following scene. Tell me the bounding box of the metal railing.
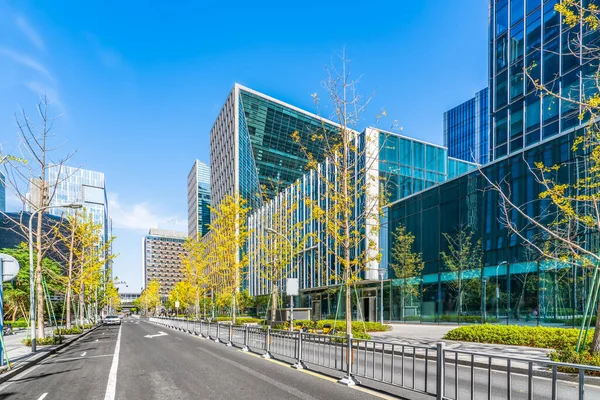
[147,317,600,399]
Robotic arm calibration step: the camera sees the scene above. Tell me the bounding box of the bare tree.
[1,95,76,339]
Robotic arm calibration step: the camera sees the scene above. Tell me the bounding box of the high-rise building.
[0,172,5,212]
[187,160,211,239]
[46,166,110,269]
[443,88,490,164]
[210,84,338,210]
[488,0,594,160]
[142,229,187,296]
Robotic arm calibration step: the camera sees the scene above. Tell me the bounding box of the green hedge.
[4,320,28,328]
[550,349,600,375]
[443,324,591,350]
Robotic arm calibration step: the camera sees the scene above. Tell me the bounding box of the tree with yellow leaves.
[181,237,211,318]
[139,280,161,316]
[168,280,193,314]
[208,194,250,324]
[292,53,387,335]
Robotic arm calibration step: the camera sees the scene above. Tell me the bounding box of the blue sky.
[0,1,489,292]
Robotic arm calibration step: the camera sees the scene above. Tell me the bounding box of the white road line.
[103,324,122,400]
[95,339,99,342]
[38,393,48,400]
[81,352,87,357]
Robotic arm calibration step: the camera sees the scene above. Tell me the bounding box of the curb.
[0,324,103,384]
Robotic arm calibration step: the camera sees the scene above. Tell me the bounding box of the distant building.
[187,160,211,239]
[46,166,110,272]
[142,229,187,296]
[443,88,489,164]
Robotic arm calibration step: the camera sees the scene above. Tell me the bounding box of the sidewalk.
[3,327,77,368]
[370,323,552,367]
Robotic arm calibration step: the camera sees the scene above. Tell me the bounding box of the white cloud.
[15,15,45,51]
[0,47,54,81]
[24,81,65,113]
[108,192,184,232]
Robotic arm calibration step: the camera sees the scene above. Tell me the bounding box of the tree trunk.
[66,225,75,329]
[400,284,405,321]
[79,280,85,327]
[271,284,278,325]
[35,214,45,339]
[11,306,17,322]
[457,277,462,323]
[590,297,600,354]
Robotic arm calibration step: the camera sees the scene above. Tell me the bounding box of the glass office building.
[444,88,490,164]
[47,166,110,271]
[247,127,477,320]
[187,160,211,239]
[210,84,337,211]
[383,130,594,326]
[489,0,598,160]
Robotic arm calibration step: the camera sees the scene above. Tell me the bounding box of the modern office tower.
[0,172,5,212]
[46,166,110,255]
[489,0,592,160]
[143,229,187,296]
[210,84,338,210]
[443,88,490,164]
[187,160,211,239]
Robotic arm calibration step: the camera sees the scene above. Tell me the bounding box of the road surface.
[0,318,385,400]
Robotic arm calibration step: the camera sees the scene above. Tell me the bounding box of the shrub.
[216,317,261,324]
[443,324,591,351]
[22,335,64,346]
[571,317,597,327]
[550,348,600,375]
[55,327,83,335]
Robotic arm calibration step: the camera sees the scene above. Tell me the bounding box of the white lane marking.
[103,324,122,400]
[38,394,48,400]
[81,352,87,357]
[95,339,99,342]
[144,331,168,339]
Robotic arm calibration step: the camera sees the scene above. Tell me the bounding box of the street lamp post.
[378,268,386,325]
[496,261,507,321]
[29,203,82,353]
[265,228,294,332]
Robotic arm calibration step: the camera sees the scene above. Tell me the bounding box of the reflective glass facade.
[385,131,596,325]
[248,129,477,298]
[489,0,599,160]
[210,84,336,211]
[443,88,490,164]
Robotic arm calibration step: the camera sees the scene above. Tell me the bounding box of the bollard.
[436,342,445,400]
[262,326,272,359]
[292,332,306,369]
[242,325,249,352]
[339,333,358,386]
[215,322,221,343]
[227,323,233,347]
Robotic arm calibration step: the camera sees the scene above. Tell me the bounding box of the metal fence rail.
[147,317,600,400]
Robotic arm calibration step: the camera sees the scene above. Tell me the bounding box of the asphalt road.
[0,318,386,400]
